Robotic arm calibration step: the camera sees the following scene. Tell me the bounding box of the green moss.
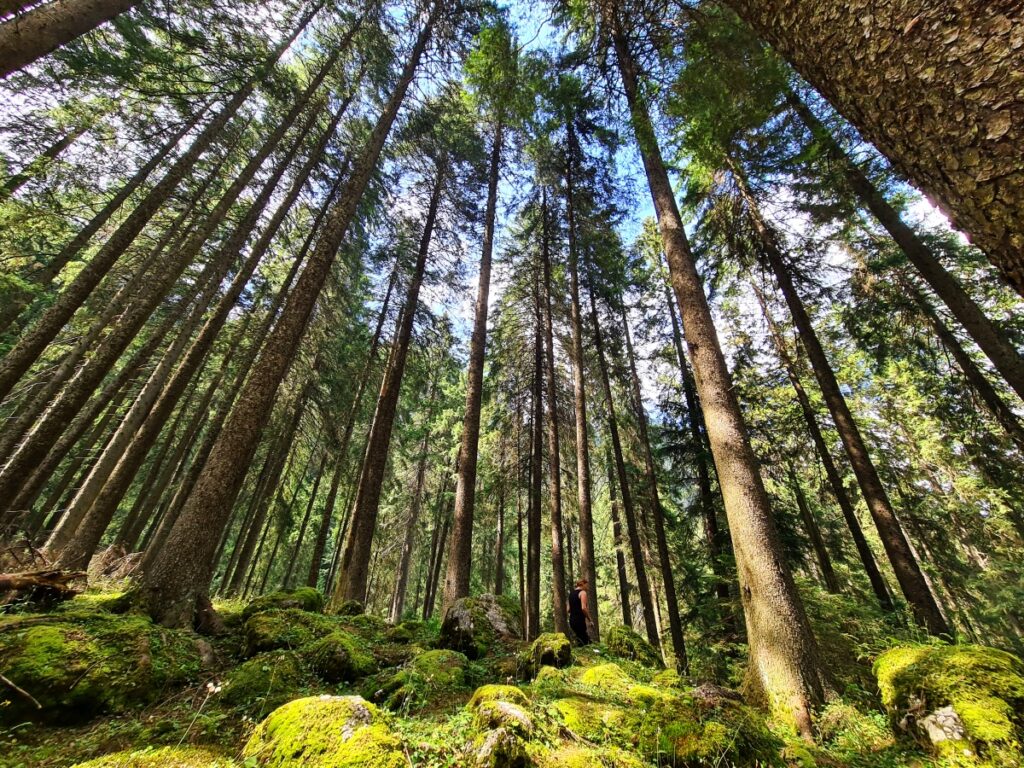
[0,612,200,724]
[71,746,239,767]
[221,650,312,715]
[242,608,337,657]
[243,695,406,768]
[439,595,520,660]
[469,684,531,709]
[241,588,324,621]
[467,685,534,737]
[377,649,470,710]
[651,668,683,689]
[334,599,366,616]
[534,745,645,768]
[874,643,1024,762]
[302,631,375,684]
[531,666,569,699]
[552,696,631,743]
[578,663,635,697]
[385,623,415,643]
[604,625,663,669]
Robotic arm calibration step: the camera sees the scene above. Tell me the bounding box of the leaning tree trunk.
[0,122,88,201]
[788,465,841,593]
[603,0,830,734]
[564,117,599,641]
[738,172,949,638]
[138,6,439,628]
[725,0,1024,296]
[442,120,502,607]
[753,283,895,612]
[333,159,445,607]
[539,191,569,636]
[787,91,1024,400]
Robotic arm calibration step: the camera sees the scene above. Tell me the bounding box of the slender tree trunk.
[787,90,1024,398]
[422,467,451,619]
[564,118,599,640]
[443,121,502,606]
[606,443,632,628]
[527,284,543,641]
[587,274,659,649]
[724,1,1024,296]
[335,159,445,607]
[789,465,840,593]
[539,191,569,636]
[138,7,438,628]
[283,449,328,589]
[493,480,505,596]
[424,502,450,620]
[621,305,687,670]
[603,0,829,731]
[0,122,88,200]
[740,174,950,638]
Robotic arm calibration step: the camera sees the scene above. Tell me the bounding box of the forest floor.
[0,584,1020,768]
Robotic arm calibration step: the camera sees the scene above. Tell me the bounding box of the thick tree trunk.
[787,91,1024,399]
[621,306,687,670]
[539,191,569,636]
[564,119,599,641]
[442,121,502,606]
[138,8,438,628]
[604,0,829,733]
[334,160,445,607]
[740,175,949,638]
[587,276,660,650]
[725,0,1024,295]
[753,284,895,611]
[606,444,632,628]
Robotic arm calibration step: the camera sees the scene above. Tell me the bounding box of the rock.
[522,633,571,678]
[71,746,239,767]
[874,643,1024,762]
[241,588,324,620]
[334,599,365,616]
[302,631,375,684]
[221,650,310,714]
[604,625,663,669]
[535,745,646,768]
[470,727,528,768]
[439,594,520,659]
[0,612,200,724]
[242,608,336,657]
[376,649,469,710]
[468,685,534,735]
[385,620,421,644]
[243,695,406,768]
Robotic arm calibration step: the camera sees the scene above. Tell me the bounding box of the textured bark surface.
[139,8,436,627]
[442,122,502,608]
[526,282,543,641]
[604,0,828,733]
[728,0,1024,295]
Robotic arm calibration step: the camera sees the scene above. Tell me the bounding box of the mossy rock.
[334,599,366,616]
[467,726,529,768]
[243,695,406,768]
[0,613,201,724]
[72,746,239,767]
[604,625,663,669]
[531,666,569,699]
[241,588,324,621]
[522,633,571,679]
[302,631,375,684]
[385,619,428,644]
[376,648,469,710]
[651,668,683,689]
[242,608,337,657]
[578,663,635,698]
[221,650,312,714]
[439,594,520,660]
[553,696,632,743]
[535,745,646,768]
[468,685,534,736]
[874,643,1024,763]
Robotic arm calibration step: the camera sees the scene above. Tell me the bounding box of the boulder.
[221,650,310,714]
[72,746,239,767]
[243,695,406,768]
[521,633,571,678]
[604,625,663,669]
[302,631,374,684]
[241,608,336,657]
[375,648,470,710]
[439,594,520,659]
[241,588,324,620]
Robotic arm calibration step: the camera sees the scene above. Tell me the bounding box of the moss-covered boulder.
[874,643,1024,763]
[334,599,365,616]
[468,685,534,736]
[241,587,324,621]
[302,631,375,684]
[522,633,571,679]
[221,650,311,714]
[243,695,407,768]
[553,696,632,743]
[535,745,646,768]
[376,648,470,710]
[0,613,201,724]
[72,746,239,767]
[242,608,337,657]
[439,594,520,659]
[604,625,663,669]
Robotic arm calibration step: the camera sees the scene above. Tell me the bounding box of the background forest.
[1,0,1023,767]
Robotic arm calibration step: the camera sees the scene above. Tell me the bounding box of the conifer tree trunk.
[0,122,88,200]
[606,444,633,628]
[283,450,328,590]
[443,121,502,606]
[138,8,439,628]
[602,0,829,732]
[752,282,895,611]
[526,278,543,640]
[739,175,949,638]
[725,1,1024,295]
[0,0,143,77]
[587,274,659,650]
[787,91,1024,399]
[494,480,505,595]
[564,119,599,640]
[335,160,445,607]
[788,465,840,593]
[539,191,569,636]
[621,305,687,670]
